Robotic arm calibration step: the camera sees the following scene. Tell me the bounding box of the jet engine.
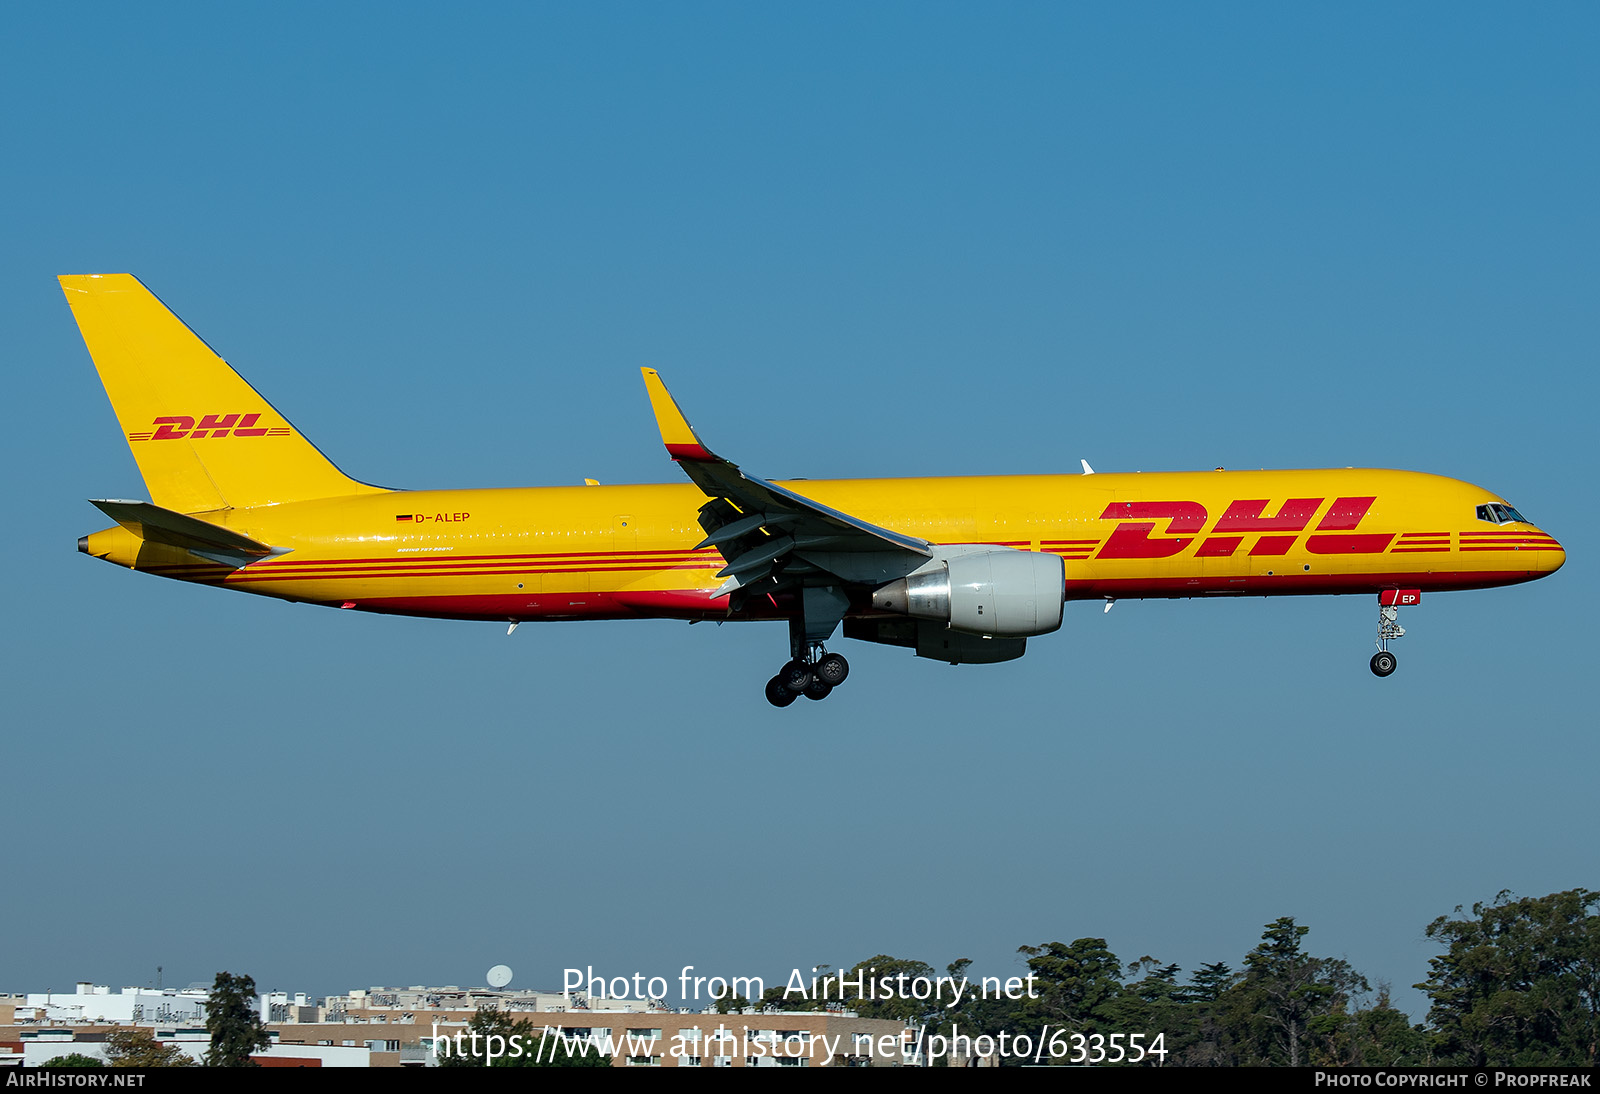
[869,546,1065,637]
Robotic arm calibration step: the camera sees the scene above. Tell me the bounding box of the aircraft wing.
[641,369,933,605]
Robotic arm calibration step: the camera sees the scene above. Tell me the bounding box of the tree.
[38,1053,104,1068]
[1231,917,1368,1066]
[1101,957,1189,1061]
[103,1028,196,1067]
[437,1007,608,1068]
[937,956,1021,1055]
[758,965,828,1013]
[837,956,942,1024]
[528,1030,611,1068]
[1185,962,1237,1005]
[1016,938,1126,1038]
[1175,962,1243,1066]
[1418,888,1600,1067]
[204,971,272,1067]
[712,993,751,1014]
[1333,985,1430,1067]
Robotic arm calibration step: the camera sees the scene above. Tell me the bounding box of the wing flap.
[693,511,800,550]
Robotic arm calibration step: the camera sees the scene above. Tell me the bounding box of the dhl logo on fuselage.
[127,413,292,442]
[1093,496,1394,559]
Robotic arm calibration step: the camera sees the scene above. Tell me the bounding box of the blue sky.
[3,4,1594,1019]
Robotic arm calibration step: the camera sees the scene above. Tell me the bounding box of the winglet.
[641,368,718,461]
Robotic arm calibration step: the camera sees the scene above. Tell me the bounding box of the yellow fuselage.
[81,467,1565,623]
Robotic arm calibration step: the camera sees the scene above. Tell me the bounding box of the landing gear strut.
[764,607,852,706]
[1370,589,1416,677]
[764,590,853,707]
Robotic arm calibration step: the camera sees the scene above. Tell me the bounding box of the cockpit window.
[1476,503,1528,525]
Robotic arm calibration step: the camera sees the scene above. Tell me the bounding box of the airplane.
[65,274,1566,707]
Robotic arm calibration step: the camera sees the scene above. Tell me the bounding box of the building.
[16,983,209,1025]
[0,1027,377,1068]
[319,984,654,1022]
[2,982,923,1067]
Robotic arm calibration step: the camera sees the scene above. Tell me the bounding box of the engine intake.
[870,547,1065,637]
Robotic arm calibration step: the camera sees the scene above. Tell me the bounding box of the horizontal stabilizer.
[89,499,283,567]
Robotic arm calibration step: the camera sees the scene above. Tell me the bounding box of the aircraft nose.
[1529,528,1565,575]
[1540,537,1566,574]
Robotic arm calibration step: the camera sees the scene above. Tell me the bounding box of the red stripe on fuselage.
[224,561,720,584]
[245,547,717,570]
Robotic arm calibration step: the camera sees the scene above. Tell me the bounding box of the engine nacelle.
[870,547,1065,638]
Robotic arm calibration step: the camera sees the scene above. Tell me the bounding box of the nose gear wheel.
[1369,593,1410,677]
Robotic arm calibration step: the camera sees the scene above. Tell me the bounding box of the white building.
[21,983,209,1025]
[324,984,655,1018]
[14,1028,373,1068]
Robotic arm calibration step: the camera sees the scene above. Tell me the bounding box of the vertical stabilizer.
[60,274,384,512]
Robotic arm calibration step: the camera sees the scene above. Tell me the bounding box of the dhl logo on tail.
[130,413,294,441]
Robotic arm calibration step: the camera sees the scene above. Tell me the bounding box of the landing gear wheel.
[803,679,833,701]
[815,652,850,687]
[780,660,814,692]
[1370,651,1397,678]
[765,676,798,707]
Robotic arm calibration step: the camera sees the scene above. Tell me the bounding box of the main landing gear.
[763,589,853,707]
[1370,589,1416,677]
[765,648,850,707]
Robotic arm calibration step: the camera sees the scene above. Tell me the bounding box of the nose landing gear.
[1370,589,1417,677]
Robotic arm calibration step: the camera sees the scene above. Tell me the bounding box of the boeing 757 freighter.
[65,275,1565,706]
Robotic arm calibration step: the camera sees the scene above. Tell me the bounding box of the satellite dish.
[486,965,513,989]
